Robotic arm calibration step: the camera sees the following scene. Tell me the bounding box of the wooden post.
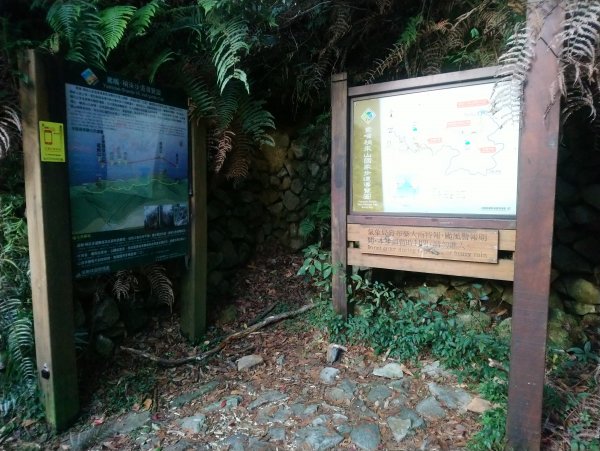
[507,1,563,448]
[180,121,207,341]
[331,73,349,317]
[19,50,79,430]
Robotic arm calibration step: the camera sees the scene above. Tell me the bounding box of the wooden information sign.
[358,226,498,263]
[331,1,562,448]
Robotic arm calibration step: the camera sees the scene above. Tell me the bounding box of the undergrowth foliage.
[298,245,512,449]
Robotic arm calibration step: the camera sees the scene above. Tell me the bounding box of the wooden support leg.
[19,50,79,430]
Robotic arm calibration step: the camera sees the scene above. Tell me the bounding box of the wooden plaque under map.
[357,225,499,263]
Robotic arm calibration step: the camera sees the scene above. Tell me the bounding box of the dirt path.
[11,246,486,450]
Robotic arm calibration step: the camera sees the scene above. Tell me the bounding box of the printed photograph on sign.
[351,81,520,216]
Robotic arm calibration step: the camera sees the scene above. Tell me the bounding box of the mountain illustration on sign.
[396,179,417,197]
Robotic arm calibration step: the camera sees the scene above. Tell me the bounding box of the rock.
[573,237,600,265]
[268,201,284,216]
[336,424,353,435]
[203,395,242,412]
[290,402,319,418]
[416,397,446,420]
[427,383,472,411]
[350,423,381,450]
[178,414,206,434]
[94,334,115,357]
[496,317,512,339]
[567,205,600,227]
[466,397,493,413]
[93,296,120,332]
[554,244,593,274]
[421,361,451,378]
[290,142,306,160]
[346,398,377,420]
[311,415,330,426]
[582,184,600,210]
[268,427,286,441]
[294,426,343,450]
[549,291,565,310]
[282,191,300,211]
[556,278,600,305]
[547,315,574,349]
[256,405,292,425]
[112,411,151,434]
[501,286,513,305]
[326,344,346,364]
[309,162,320,177]
[248,390,288,410]
[219,240,239,268]
[394,408,426,429]
[320,367,340,385]
[218,304,237,324]
[387,417,412,442]
[406,283,448,303]
[260,189,280,205]
[169,381,220,407]
[220,433,249,451]
[554,205,572,229]
[291,178,304,194]
[456,311,492,331]
[289,237,305,251]
[237,354,264,371]
[564,301,599,315]
[556,178,580,205]
[280,177,291,190]
[227,217,247,239]
[372,363,404,379]
[366,384,392,404]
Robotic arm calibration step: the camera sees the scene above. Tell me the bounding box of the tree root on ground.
[119,303,316,367]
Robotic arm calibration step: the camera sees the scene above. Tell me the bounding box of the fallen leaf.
[143,398,153,410]
[21,419,37,427]
[400,364,414,376]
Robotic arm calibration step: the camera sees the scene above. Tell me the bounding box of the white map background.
[377,81,519,216]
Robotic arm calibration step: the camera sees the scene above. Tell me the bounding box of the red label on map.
[457,99,489,108]
[446,120,471,128]
[428,137,443,144]
[480,146,497,153]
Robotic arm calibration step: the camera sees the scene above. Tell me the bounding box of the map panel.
[352,81,520,216]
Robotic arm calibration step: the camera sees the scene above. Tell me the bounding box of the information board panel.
[357,225,498,263]
[65,67,189,278]
[351,81,520,216]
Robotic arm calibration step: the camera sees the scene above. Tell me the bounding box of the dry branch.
[119,303,316,367]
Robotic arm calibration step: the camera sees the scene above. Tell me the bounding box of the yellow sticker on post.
[39,121,65,162]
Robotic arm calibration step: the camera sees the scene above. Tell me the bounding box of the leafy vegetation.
[298,242,600,450]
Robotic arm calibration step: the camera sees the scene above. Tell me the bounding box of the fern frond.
[141,264,174,310]
[99,5,136,52]
[211,129,235,173]
[149,50,176,83]
[0,105,21,159]
[237,96,275,146]
[111,270,138,301]
[128,0,161,37]
[224,134,252,183]
[185,74,215,118]
[493,21,534,123]
[365,14,423,83]
[46,1,83,48]
[208,18,250,93]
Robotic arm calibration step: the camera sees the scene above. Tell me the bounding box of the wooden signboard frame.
[19,50,207,430]
[331,2,561,448]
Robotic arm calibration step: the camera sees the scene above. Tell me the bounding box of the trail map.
[352,81,520,216]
